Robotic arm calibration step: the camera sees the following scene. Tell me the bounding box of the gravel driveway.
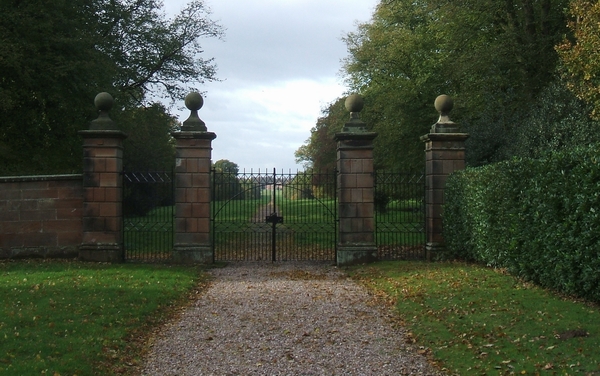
[140,262,445,375]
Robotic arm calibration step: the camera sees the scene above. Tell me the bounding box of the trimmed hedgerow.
[444,145,600,302]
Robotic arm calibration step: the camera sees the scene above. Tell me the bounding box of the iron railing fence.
[120,168,424,263]
[122,171,174,262]
[374,170,426,260]
[212,168,337,261]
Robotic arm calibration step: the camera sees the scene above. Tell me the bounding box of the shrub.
[444,145,600,302]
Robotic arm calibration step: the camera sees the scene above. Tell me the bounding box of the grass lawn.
[213,193,338,260]
[347,261,600,375]
[0,260,207,375]
[278,197,336,247]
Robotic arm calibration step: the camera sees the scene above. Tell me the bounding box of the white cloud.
[198,78,347,170]
[165,0,379,170]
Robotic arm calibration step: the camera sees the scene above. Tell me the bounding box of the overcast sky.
[165,0,378,172]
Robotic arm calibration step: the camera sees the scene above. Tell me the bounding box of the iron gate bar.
[211,168,271,261]
[212,168,337,261]
[269,168,278,262]
[272,168,337,261]
[374,170,426,260]
[122,170,174,262]
[265,210,284,262]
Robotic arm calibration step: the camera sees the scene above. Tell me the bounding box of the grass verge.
[0,259,208,375]
[347,261,600,375]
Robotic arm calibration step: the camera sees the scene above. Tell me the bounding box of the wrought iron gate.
[374,170,426,260]
[212,169,337,261]
[122,171,174,262]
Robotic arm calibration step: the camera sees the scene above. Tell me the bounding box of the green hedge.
[444,145,600,302]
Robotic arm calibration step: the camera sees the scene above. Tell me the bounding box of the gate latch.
[265,212,283,224]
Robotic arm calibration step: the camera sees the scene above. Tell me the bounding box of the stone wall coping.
[171,131,217,140]
[0,174,83,183]
[78,129,128,139]
[334,132,378,142]
[420,133,470,142]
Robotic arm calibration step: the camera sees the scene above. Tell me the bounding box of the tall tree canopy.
[213,159,240,175]
[212,159,242,201]
[345,0,569,168]
[0,0,223,175]
[295,98,346,172]
[557,0,600,120]
[117,103,178,172]
[298,0,594,170]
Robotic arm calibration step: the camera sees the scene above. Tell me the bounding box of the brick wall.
[0,175,83,259]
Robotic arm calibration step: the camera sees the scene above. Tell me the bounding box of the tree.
[117,103,178,172]
[295,98,346,172]
[339,0,570,168]
[213,159,240,175]
[283,171,315,200]
[119,103,179,216]
[506,78,600,159]
[95,0,223,104]
[0,0,107,174]
[556,0,600,120]
[342,0,441,170]
[212,159,243,201]
[0,0,223,175]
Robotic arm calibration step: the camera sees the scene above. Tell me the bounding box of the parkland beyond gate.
[212,168,337,262]
[0,92,467,265]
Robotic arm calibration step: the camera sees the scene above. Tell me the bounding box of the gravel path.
[140,262,445,375]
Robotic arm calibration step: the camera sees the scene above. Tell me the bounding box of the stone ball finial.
[94,92,113,112]
[181,92,207,132]
[185,92,204,111]
[345,94,364,113]
[89,92,117,130]
[342,94,368,133]
[434,94,453,116]
[431,94,460,133]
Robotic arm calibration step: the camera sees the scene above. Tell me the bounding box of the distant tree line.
[296,0,600,171]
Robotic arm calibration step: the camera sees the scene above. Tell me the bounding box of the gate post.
[335,94,378,266]
[421,95,469,259]
[79,93,127,262]
[171,93,216,263]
